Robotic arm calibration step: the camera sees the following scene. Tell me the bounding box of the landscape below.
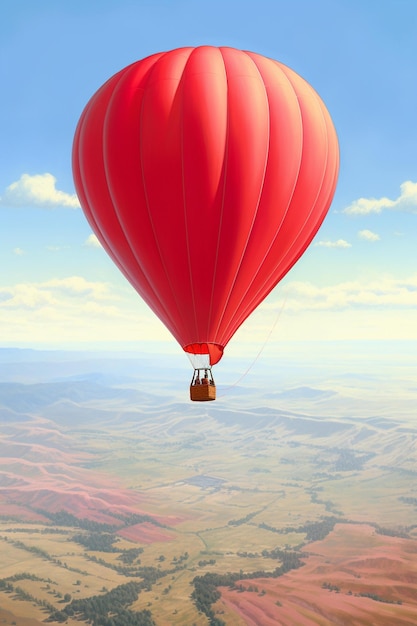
[0,345,416,625]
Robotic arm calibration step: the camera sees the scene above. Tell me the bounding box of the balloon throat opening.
[183,342,224,366]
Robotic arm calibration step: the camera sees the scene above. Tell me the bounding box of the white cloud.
[314,239,352,248]
[343,180,417,215]
[13,248,25,255]
[278,275,417,312]
[0,173,80,209]
[43,276,114,300]
[0,277,113,311]
[85,234,102,248]
[227,275,417,345]
[358,229,380,242]
[0,276,172,346]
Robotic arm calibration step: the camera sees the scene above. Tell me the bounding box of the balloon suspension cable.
[217,296,287,397]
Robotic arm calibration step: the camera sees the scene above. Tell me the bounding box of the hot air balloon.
[72,46,339,402]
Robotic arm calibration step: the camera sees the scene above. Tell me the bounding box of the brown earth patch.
[117,522,175,544]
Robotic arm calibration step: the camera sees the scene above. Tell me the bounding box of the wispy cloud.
[0,173,80,209]
[232,275,417,345]
[343,180,417,215]
[314,239,352,248]
[0,277,114,311]
[84,234,102,248]
[0,276,171,345]
[358,229,380,242]
[13,247,25,256]
[279,275,417,312]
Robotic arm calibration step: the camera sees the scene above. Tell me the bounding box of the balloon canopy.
[73,46,339,366]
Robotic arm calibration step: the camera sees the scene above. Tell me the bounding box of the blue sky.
[0,0,416,358]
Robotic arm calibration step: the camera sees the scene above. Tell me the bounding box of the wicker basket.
[190,383,216,402]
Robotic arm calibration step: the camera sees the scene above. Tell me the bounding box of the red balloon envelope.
[73,46,339,367]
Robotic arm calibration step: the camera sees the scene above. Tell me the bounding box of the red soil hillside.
[219,524,417,626]
[0,418,182,529]
[0,478,182,527]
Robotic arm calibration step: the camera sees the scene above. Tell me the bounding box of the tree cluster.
[356,592,402,605]
[259,516,341,542]
[39,509,119,533]
[71,532,120,552]
[48,582,155,625]
[37,509,165,533]
[118,547,144,564]
[228,509,262,526]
